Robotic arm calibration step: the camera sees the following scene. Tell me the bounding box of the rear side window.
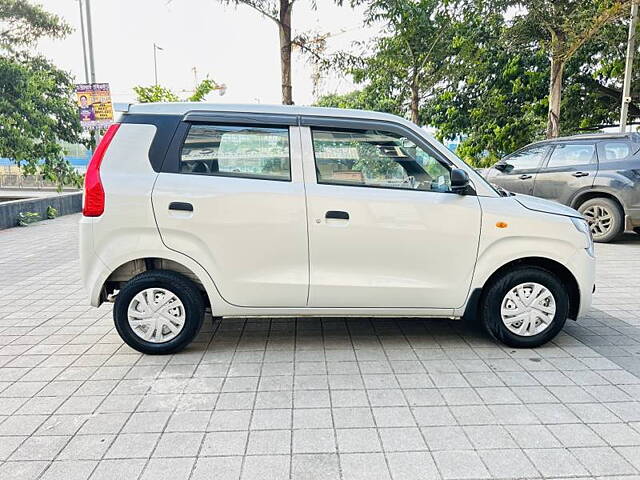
[601,142,631,162]
[547,143,595,168]
[180,124,291,181]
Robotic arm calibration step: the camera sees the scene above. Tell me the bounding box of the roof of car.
[529,132,638,145]
[126,102,410,125]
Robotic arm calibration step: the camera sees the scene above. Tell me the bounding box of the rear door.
[532,141,597,205]
[487,145,549,195]
[152,113,309,307]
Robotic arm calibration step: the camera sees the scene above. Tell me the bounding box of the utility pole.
[85,0,96,84]
[620,0,639,132]
[78,0,89,83]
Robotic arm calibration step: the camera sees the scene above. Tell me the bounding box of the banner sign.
[75,83,113,129]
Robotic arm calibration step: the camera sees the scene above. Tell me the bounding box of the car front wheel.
[578,197,623,243]
[113,270,205,354]
[480,266,569,348]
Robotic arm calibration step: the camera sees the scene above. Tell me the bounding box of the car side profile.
[80,104,595,354]
[483,133,640,242]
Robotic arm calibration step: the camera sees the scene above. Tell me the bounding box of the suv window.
[602,141,631,162]
[180,124,291,180]
[502,145,547,172]
[311,128,451,192]
[547,143,595,168]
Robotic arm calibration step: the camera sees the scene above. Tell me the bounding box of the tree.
[315,86,403,115]
[215,0,297,104]
[0,0,83,187]
[508,0,631,138]
[325,0,455,124]
[133,78,224,103]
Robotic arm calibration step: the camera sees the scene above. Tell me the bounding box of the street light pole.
[153,44,164,85]
[620,0,639,132]
[78,0,89,83]
[85,0,96,84]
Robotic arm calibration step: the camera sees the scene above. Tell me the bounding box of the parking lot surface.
[1,214,640,480]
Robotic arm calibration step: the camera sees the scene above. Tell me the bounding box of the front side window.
[547,143,595,168]
[501,145,548,172]
[180,124,290,180]
[311,128,451,192]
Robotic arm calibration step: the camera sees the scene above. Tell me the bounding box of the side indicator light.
[496,221,508,228]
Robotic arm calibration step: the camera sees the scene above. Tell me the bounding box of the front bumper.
[566,248,596,319]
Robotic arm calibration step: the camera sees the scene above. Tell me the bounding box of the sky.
[32,0,375,106]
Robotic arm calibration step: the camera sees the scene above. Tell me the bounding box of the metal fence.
[0,174,63,189]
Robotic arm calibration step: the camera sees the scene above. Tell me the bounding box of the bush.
[17,211,41,226]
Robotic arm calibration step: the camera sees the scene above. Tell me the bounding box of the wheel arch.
[101,257,212,309]
[570,189,625,214]
[464,256,580,322]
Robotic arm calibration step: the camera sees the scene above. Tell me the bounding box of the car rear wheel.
[113,270,205,354]
[480,267,569,348]
[578,197,623,243]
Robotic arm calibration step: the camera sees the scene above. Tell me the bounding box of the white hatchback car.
[80,103,595,354]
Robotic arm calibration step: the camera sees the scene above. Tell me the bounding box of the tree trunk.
[410,76,420,124]
[278,0,293,105]
[546,54,565,139]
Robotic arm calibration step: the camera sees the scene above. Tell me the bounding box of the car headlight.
[571,216,594,257]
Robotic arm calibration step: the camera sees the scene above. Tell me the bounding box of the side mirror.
[494,162,508,172]
[450,168,470,194]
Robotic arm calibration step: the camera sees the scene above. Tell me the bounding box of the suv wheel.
[480,267,569,348]
[113,270,205,354]
[578,197,623,243]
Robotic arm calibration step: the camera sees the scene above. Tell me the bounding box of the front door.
[532,141,597,205]
[301,123,482,309]
[152,119,309,307]
[487,145,549,195]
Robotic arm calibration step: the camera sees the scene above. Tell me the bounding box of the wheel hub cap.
[127,288,185,343]
[500,282,556,337]
[583,205,612,237]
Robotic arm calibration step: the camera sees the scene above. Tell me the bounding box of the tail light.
[83,123,120,217]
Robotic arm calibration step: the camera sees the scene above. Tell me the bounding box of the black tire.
[480,267,569,348]
[114,270,205,354]
[634,227,640,235]
[577,197,624,243]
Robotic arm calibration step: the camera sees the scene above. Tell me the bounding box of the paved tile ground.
[1,214,640,479]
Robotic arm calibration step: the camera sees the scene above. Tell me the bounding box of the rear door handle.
[325,210,349,220]
[572,171,589,177]
[518,174,532,180]
[169,202,193,212]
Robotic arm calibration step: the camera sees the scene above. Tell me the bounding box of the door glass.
[602,142,631,162]
[311,128,451,192]
[501,146,547,172]
[547,144,595,168]
[180,124,290,180]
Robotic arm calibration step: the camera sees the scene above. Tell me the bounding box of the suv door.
[152,114,309,307]
[300,119,482,309]
[486,145,549,195]
[532,141,597,205]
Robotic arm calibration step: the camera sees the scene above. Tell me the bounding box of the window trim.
[307,123,473,195]
[174,122,293,182]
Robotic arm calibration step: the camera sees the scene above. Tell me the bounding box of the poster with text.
[75,83,113,129]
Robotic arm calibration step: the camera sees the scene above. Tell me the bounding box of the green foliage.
[17,211,40,226]
[46,205,57,219]
[0,0,83,189]
[133,84,180,103]
[315,88,403,116]
[134,78,222,103]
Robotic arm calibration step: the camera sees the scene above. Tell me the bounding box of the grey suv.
[484,133,640,242]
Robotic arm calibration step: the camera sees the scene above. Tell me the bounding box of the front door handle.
[518,174,532,180]
[169,202,193,212]
[572,171,590,177]
[325,210,349,220]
